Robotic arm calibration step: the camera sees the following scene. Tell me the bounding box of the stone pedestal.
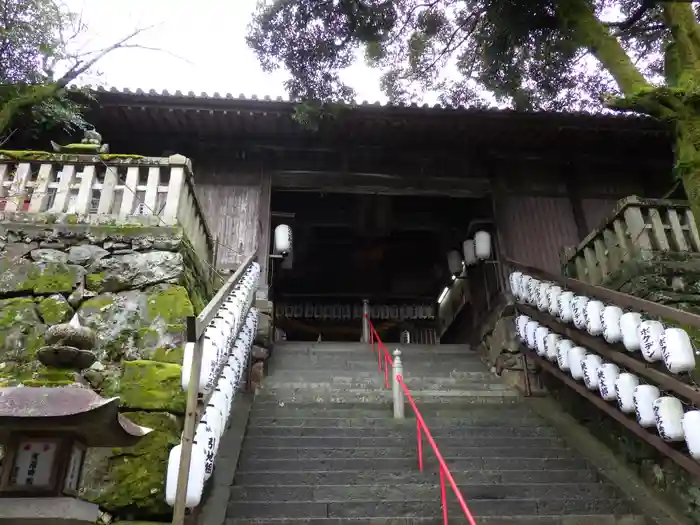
[0,497,99,525]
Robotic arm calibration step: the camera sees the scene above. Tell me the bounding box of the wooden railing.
[562,196,700,285]
[0,152,215,267]
[506,258,700,479]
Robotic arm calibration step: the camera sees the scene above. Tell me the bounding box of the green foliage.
[246,0,678,112]
[0,0,91,136]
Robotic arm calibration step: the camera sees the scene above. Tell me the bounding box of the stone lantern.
[0,387,151,524]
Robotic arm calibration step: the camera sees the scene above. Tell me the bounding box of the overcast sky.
[64,0,388,102]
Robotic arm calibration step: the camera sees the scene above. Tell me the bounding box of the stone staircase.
[225,342,645,524]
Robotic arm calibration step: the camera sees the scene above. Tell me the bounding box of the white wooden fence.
[0,153,214,267]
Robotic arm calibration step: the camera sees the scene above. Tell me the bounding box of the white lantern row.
[165,263,261,509]
[508,271,696,375]
[515,312,700,460]
[451,231,493,271]
[273,224,293,256]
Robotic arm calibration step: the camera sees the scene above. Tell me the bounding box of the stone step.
[225,517,645,525]
[239,446,577,461]
[244,425,560,438]
[227,483,620,502]
[248,406,533,419]
[253,390,518,404]
[226,497,632,519]
[260,380,512,392]
[246,414,542,428]
[242,436,568,449]
[264,371,494,381]
[233,469,603,487]
[236,457,592,473]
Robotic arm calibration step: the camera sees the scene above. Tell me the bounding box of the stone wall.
[0,217,215,522]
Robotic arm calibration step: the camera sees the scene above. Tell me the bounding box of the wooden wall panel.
[193,163,262,270]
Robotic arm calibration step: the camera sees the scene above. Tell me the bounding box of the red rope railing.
[365,315,477,525]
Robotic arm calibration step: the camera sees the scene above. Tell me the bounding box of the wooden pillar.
[564,168,589,241]
[256,169,272,301]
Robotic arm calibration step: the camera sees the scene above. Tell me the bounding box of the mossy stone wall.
[0,219,215,522]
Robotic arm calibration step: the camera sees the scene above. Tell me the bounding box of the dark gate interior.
[268,190,493,342]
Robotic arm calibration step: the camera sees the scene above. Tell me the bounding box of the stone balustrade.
[0,151,214,269]
[563,196,700,288]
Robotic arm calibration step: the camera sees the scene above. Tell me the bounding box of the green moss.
[36,295,73,324]
[107,360,185,413]
[0,361,76,387]
[0,298,46,362]
[146,285,194,322]
[81,411,181,519]
[86,272,106,292]
[65,214,79,224]
[100,153,146,160]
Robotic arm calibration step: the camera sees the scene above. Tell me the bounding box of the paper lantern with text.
[653,396,685,442]
[597,363,620,401]
[585,300,605,336]
[537,282,551,312]
[572,296,590,330]
[558,291,575,323]
[615,373,639,414]
[535,326,550,357]
[545,333,561,361]
[620,312,643,352]
[516,315,530,342]
[165,443,206,508]
[509,272,523,296]
[463,239,477,266]
[660,327,696,374]
[582,354,603,390]
[474,230,492,260]
[602,306,623,344]
[547,285,562,316]
[557,339,574,371]
[682,411,700,459]
[273,224,293,255]
[525,320,540,350]
[568,346,588,380]
[447,250,463,276]
[634,384,661,428]
[638,320,664,363]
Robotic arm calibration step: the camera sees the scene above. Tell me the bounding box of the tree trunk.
[676,118,700,226]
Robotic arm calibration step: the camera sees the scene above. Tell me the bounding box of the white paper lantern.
[615,373,639,414]
[463,240,477,266]
[527,278,541,306]
[509,272,523,296]
[165,443,206,508]
[602,306,624,344]
[597,363,620,401]
[682,411,700,459]
[547,286,562,316]
[537,282,551,312]
[516,315,530,342]
[556,339,574,371]
[525,321,540,350]
[520,275,533,303]
[660,327,696,374]
[545,333,561,361]
[585,300,605,337]
[447,250,463,276]
[568,346,588,380]
[572,296,590,330]
[620,312,643,352]
[582,354,603,390]
[634,384,661,428]
[181,342,196,392]
[474,230,492,260]
[638,320,664,363]
[273,224,293,255]
[558,291,575,323]
[535,326,550,357]
[654,396,685,442]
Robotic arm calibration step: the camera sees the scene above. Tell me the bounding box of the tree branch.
[0,25,154,135]
[563,0,649,96]
[603,1,653,31]
[661,2,700,72]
